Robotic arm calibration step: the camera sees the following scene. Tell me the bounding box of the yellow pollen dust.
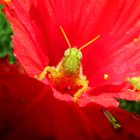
[5,0,10,4]
[104,74,109,80]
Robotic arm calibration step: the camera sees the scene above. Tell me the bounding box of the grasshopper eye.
[64,49,70,56]
[78,51,82,60]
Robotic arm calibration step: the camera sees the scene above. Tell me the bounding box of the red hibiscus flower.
[1,0,140,139]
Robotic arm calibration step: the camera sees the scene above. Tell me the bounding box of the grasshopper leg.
[73,76,89,102]
[35,66,58,80]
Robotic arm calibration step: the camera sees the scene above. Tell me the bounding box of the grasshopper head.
[59,25,100,75]
[64,48,82,60]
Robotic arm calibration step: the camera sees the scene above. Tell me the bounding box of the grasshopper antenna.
[60,25,100,50]
[79,35,100,50]
[60,26,72,48]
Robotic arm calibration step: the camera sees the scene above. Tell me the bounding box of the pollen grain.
[104,73,109,80]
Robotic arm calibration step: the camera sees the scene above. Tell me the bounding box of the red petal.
[0,64,140,139]
[79,82,138,107]
[0,58,25,75]
[109,107,140,139]
[83,104,140,139]
[5,0,49,75]
[28,0,105,66]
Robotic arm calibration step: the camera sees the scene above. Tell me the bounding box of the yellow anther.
[133,38,138,42]
[4,0,10,4]
[104,73,109,80]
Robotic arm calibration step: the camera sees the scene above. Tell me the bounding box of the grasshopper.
[36,26,100,102]
[127,77,140,91]
[127,77,140,100]
[103,110,121,130]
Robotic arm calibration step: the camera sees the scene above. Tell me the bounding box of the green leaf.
[0,4,16,63]
[8,53,16,64]
[118,99,140,115]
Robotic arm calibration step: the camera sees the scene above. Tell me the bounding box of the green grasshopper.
[103,110,121,130]
[36,26,100,102]
[127,77,140,100]
[127,77,140,91]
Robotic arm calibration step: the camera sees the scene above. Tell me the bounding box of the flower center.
[35,26,100,102]
[35,64,89,102]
